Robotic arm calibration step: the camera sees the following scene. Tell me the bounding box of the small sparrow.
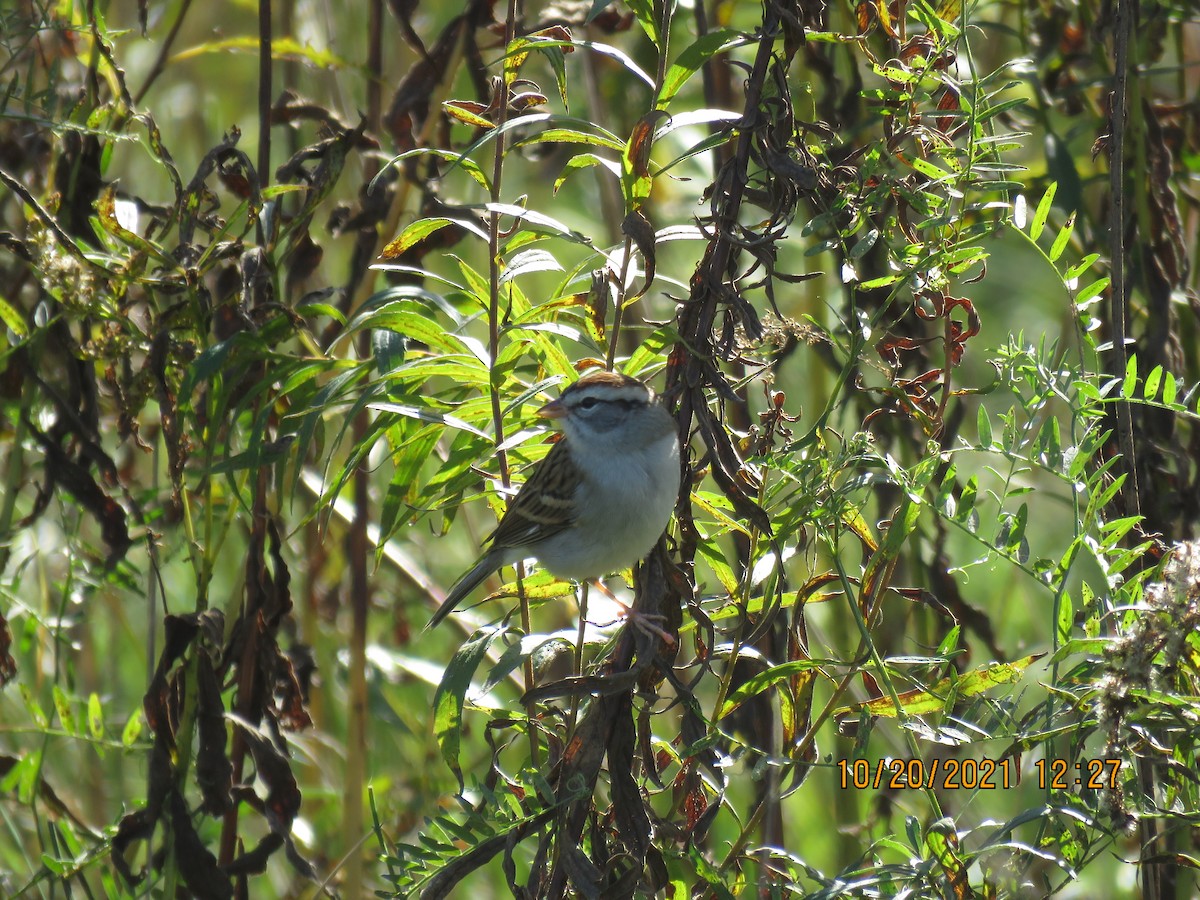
[428,372,680,629]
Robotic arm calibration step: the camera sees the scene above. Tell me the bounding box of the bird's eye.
[578,397,599,410]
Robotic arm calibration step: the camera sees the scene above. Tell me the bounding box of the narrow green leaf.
[1162,371,1178,407]
[0,295,28,337]
[53,685,76,735]
[371,329,407,378]
[442,101,494,130]
[719,660,821,719]
[554,152,621,193]
[1121,355,1138,400]
[621,0,658,46]
[1048,211,1075,261]
[1074,277,1109,308]
[380,147,491,191]
[1029,182,1056,240]
[695,538,739,595]
[958,475,978,521]
[1037,416,1061,468]
[977,405,993,448]
[369,401,490,439]
[936,625,961,658]
[657,30,743,108]
[434,626,507,788]
[516,127,624,152]
[910,156,954,180]
[381,218,479,260]
[835,654,1044,717]
[172,35,349,69]
[121,709,143,746]
[41,854,67,876]
[1064,253,1100,281]
[87,692,104,740]
[859,273,902,290]
[1056,590,1073,645]
[1143,365,1162,401]
[1049,636,1111,663]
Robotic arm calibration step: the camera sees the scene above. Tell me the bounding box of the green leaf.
[434,626,507,788]
[380,218,483,259]
[121,709,143,746]
[442,101,495,130]
[957,475,978,521]
[1037,416,1061,469]
[1064,253,1100,281]
[977,405,993,448]
[53,685,76,735]
[41,854,67,876]
[936,625,961,658]
[500,248,563,283]
[910,156,955,180]
[624,325,676,376]
[369,401,489,439]
[173,36,349,69]
[1048,212,1075,261]
[372,329,407,378]
[834,654,1044,718]
[1056,590,1073,645]
[695,538,739,595]
[621,0,658,46]
[379,147,491,191]
[514,127,624,152]
[0,294,28,337]
[859,273,902,290]
[1029,182,1056,240]
[87,692,104,740]
[554,152,621,192]
[1143,365,1162,401]
[657,30,744,108]
[1074,277,1109,308]
[1162,371,1178,407]
[1121,355,1138,400]
[20,684,47,728]
[1049,637,1111,663]
[719,660,821,719]
[1,749,42,803]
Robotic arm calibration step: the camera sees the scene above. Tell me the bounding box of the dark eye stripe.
[574,396,644,411]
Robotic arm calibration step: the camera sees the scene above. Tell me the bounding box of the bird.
[428,371,680,629]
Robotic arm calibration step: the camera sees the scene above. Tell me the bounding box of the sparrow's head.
[538,372,670,449]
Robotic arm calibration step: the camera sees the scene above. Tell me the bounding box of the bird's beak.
[537,399,567,419]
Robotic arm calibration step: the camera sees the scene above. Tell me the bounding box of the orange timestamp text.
[837,757,1017,791]
[1033,757,1123,791]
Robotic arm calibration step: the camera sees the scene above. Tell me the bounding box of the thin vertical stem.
[342,1,385,895]
[256,0,272,247]
[485,0,540,763]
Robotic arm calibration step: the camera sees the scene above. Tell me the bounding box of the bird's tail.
[425,556,496,630]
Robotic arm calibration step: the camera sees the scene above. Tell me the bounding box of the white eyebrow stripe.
[565,385,650,405]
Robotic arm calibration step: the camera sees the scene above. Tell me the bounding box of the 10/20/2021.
[837,757,1018,791]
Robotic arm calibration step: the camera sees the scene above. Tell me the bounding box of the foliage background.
[1,0,1199,897]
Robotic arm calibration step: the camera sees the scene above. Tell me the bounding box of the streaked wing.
[488,439,578,551]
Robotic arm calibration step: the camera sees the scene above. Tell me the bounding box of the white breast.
[537,431,680,580]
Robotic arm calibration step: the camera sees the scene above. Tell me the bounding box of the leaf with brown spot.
[621,208,657,300]
[936,85,961,134]
[622,110,669,204]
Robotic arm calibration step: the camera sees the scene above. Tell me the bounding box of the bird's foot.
[587,580,676,646]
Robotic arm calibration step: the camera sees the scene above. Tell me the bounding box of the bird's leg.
[587,578,676,646]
